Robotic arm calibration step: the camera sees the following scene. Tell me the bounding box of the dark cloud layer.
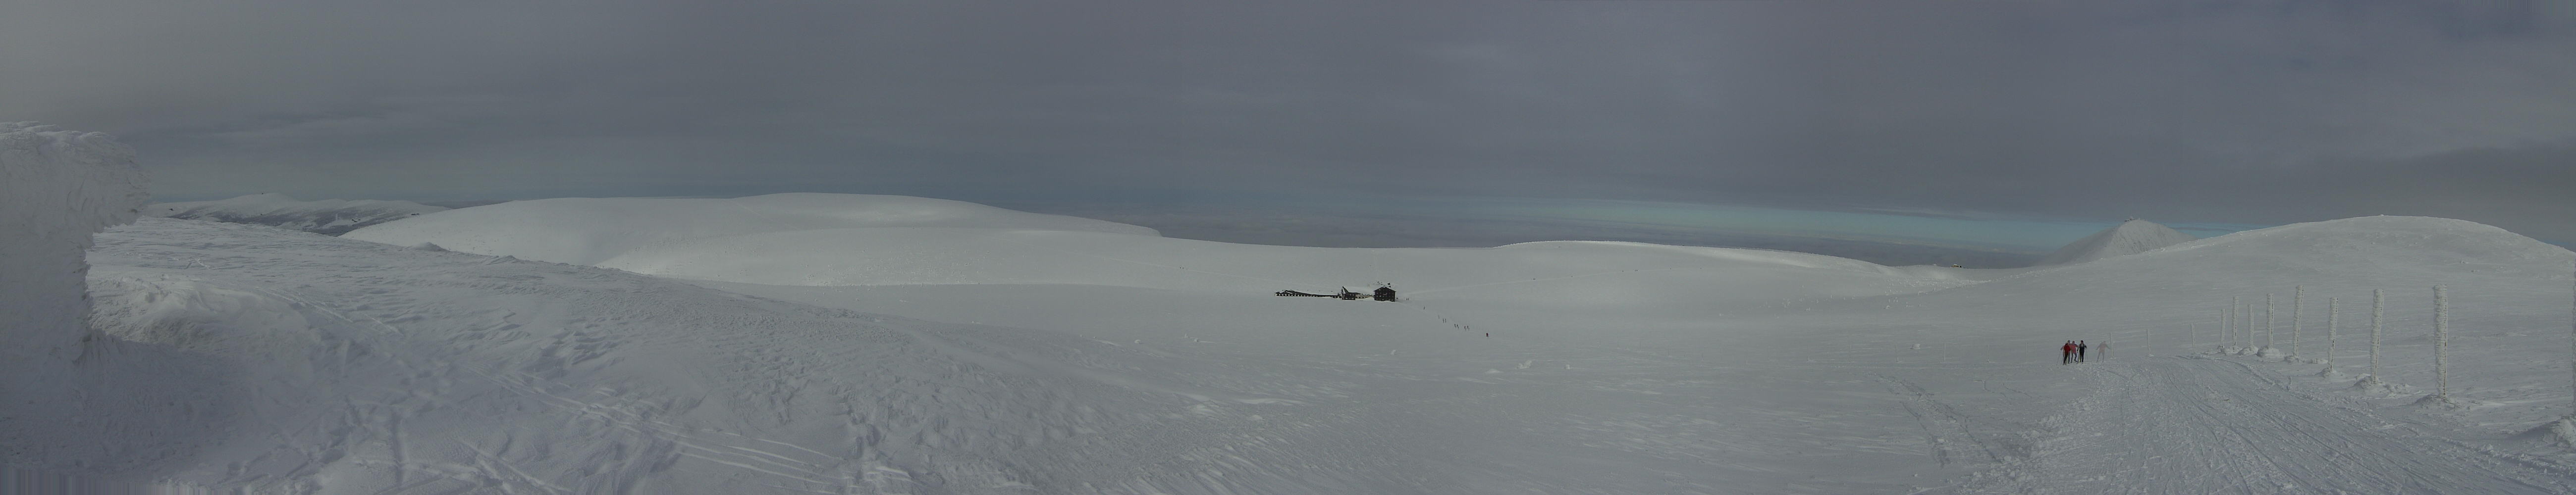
[6,1,2572,242]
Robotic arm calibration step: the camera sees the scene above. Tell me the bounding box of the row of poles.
[2209,286,2443,397]
[2201,272,2576,417]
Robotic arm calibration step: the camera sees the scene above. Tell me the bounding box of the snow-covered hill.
[79,219,1275,494]
[32,188,2576,493]
[149,193,447,235]
[346,193,1160,265]
[2033,218,2198,265]
[347,194,1973,307]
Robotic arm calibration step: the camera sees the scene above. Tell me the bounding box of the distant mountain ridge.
[148,193,447,235]
[2036,218,2198,266]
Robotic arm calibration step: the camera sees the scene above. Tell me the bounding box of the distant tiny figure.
[1484,333,1490,338]
[2062,341,2077,364]
[2098,343,2109,360]
[2077,341,2088,363]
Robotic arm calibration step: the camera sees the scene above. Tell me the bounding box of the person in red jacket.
[2062,341,2078,364]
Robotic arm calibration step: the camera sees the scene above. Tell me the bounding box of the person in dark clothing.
[2077,341,2088,362]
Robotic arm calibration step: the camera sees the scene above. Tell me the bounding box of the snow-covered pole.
[2435,285,2450,401]
[2265,293,2277,352]
[2223,303,2233,348]
[2370,289,2385,384]
[2325,297,2338,366]
[2292,286,2305,358]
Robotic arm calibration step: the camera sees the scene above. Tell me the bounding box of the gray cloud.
[5,0,2572,242]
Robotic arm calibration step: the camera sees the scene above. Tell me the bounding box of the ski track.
[1954,354,2576,494]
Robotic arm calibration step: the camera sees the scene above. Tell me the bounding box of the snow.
[344,193,1159,266]
[2034,218,2198,266]
[82,219,1228,494]
[0,122,149,473]
[33,190,2576,493]
[148,193,447,235]
[350,194,1972,296]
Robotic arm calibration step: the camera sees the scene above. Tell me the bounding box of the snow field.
[37,190,2576,493]
[86,219,1356,494]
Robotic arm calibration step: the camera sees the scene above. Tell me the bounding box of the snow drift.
[2034,218,2198,266]
[148,193,447,235]
[0,122,147,361]
[0,122,151,474]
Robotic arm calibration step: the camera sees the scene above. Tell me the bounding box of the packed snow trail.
[1956,354,2576,494]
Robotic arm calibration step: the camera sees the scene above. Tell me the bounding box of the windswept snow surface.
[81,219,1309,494]
[703,215,2576,494]
[344,193,1159,265]
[148,193,447,235]
[63,191,2576,494]
[1,122,150,474]
[2034,218,2198,266]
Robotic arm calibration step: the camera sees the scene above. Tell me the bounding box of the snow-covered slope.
[75,219,1293,494]
[2034,218,2198,266]
[346,193,1160,265]
[703,214,2576,494]
[53,189,2576,493]
[1,122,151,477]
[1741,215,2576,492]
[346,194,1973,308]
[148,193,447,235]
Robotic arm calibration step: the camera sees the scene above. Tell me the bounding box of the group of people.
[2059,340,2107,364]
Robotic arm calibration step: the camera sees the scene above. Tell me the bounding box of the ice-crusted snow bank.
[148,193,446,235]
[0,122,154,472]
[0,122,147,363]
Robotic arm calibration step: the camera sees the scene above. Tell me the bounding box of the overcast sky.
[7,0,2573,247]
